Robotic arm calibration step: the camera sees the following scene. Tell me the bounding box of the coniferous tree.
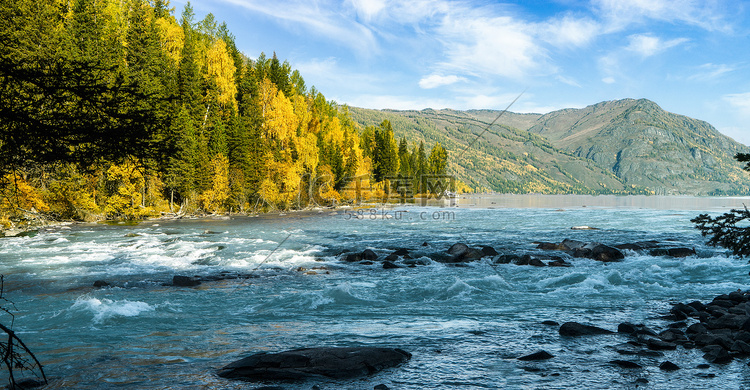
[428,142,448,175]
[372,120,399,182]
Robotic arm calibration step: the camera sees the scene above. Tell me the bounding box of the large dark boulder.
[217,347,412,381]
[481,246,499,257]
[392,248,410,256]
[361,249,378,261]
[587,243,624,262]
[448,243,469,257]
[702,345,733,364]
[560,239,586,251]
[559,322,613,336]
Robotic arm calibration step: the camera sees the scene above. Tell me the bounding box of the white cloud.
[437,13,548,80]
[220,0,379,55]
[539,15,600,47]
[556,75,582,88]
[688,63,737,81]
[346,0,387,22]
[418,74,466,89]
[593,0,734,32]
[602,77,616,84]
[626,34,688,57]
[724,92,750,115]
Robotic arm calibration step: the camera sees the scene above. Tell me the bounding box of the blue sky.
[176,0,750,145]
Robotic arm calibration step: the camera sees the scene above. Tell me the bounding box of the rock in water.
[361,249,378,261]
[217,347,412,381]
[517,350,554,361]
[447,243,469,257]
[559,322,614,336]
[173,275,201,287]
[609,360,642,369]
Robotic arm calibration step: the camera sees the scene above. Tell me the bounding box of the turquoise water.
[2,204,750,389]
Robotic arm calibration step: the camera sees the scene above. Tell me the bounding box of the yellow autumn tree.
[265,89,298,147]
[198,153,230,213]
[0,174,49,217]
[45,164,99,221]
[155,16,184,64]
[103,162,149,220]
[205,38,237,109]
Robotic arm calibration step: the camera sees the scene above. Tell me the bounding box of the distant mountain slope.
[349,99,750,195]
[525,99,750,195]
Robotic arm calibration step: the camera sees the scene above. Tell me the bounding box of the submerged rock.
[382,261,401,269]
[517,350,554,361]
[659,361,680,371]
[93,280,111,288]
[217,347,412,381]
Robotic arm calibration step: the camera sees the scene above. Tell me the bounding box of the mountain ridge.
[348,98,750,195]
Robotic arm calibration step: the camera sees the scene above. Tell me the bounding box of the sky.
[175,0,750,145]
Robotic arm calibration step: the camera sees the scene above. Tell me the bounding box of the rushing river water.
[3,196,750,389]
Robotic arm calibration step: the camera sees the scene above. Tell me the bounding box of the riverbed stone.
[517,350,554,361]
[666,247,696,257]
[382,261,401,269]
[448,243,469,257]
[659,361,680,371]
[702,345,733,364]
[217,347,412,381]
[646,338,677,351]
[707,314,748,330]
[173,275,201,287]
[362,249,378,261]
[559,322,613,336]
[93,280,111,288]
[588,244,624,262]
[481,246,498,256]
[392,248,410,256]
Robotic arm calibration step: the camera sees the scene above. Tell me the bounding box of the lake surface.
[2,196,750,389]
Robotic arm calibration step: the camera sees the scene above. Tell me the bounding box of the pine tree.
[372,120,399,182]
[428,142,448,175]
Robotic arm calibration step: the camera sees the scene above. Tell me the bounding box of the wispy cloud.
[593,0,735,33]
[625,34,689,57]
[539,15,600,47]
[724,92,750,114]
[688,63,738,81]
[437,12,548,80]
[418,74,466,89]
[220,0,380,56]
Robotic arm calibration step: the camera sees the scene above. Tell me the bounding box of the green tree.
[428,142,448,175]
[372,120,399,182]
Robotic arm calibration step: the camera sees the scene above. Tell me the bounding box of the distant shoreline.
[456,193,750,211]
[3,193,750,237]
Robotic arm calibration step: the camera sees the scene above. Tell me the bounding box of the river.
[2,195,750,389]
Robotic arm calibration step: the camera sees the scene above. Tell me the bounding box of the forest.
[0,0,451,228]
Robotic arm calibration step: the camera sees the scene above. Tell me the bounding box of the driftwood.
[1,276,47,389]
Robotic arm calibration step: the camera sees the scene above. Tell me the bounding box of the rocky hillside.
[349,99,750,195]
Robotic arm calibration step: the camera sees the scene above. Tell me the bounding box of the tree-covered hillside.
[0,0,449,228]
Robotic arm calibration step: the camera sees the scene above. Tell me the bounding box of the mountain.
[348,99,750,195]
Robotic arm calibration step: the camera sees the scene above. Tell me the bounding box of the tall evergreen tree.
[372,120,399,182]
